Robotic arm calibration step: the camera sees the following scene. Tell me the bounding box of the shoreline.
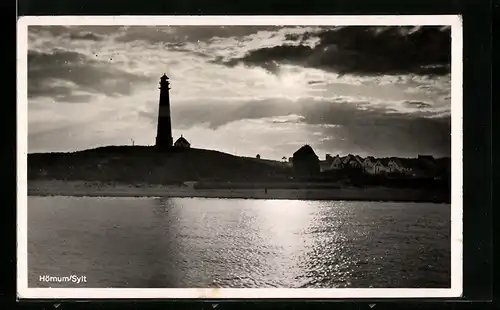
[27,180,451,204]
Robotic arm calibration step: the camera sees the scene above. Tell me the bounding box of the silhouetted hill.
[28,146,293,184]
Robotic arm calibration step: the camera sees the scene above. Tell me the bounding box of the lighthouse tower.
[155,73,173,148]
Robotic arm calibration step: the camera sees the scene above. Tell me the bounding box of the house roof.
[329,157,344,168]
[363,157,375,165]
[342,154,353,164]
[332,155,342,162]
[326,154,340,161]
[343,154,363,165]
[390,158,403,166]
[293,145,318,159]
[175,136,190,145]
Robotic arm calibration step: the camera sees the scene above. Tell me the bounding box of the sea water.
[27,196,451,288]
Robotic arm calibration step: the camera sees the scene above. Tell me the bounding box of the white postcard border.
[17,15,463,299]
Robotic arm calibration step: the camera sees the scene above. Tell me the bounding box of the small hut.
[174,135,191,148]
[292,145,320,177]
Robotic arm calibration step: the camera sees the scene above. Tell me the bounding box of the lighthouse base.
[155,136,173,150]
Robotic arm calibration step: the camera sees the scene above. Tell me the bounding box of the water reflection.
[251,200,315,287]
[28,197,451,288]
[140,197,180,288]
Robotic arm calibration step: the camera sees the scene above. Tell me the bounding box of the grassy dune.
[28,146,292,184]
[27,146,451,203]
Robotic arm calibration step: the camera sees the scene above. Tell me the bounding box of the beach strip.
[27,180,450,203]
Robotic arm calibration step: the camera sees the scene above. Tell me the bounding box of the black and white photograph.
[17,16,463,299]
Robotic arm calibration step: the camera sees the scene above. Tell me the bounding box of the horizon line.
[27,144,452,160]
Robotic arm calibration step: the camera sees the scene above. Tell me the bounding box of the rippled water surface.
[28,196,451,288]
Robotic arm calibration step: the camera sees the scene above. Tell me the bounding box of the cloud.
[271,114,305,124]
[290,99,450,157]
[26,25,452,158]
[218,26,451,76]
[114,26,280,45]
[138,98,301,130]
[140,93,449,129]
[28,49,152,102]
[307,80,325,85]
[136,96,450,157]
[221,44,313,68]
[28,26,121,44]
[68,31,104,41]
[404,100,433,109]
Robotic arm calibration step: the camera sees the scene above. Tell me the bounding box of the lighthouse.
[155,73,173,148]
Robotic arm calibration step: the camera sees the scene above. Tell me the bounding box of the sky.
[27,25,452,160]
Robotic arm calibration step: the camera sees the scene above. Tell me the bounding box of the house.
[342,154,352,165]
[395,159,413,174]
[417,154,435,168]
[415,154,438,176]
[371,160,387,174]
[174,135,191,148]
[320,154,343,172]
[319,160,332,172]
[386,158,404,174]
[292,145,320,177]
[343,154,363,169]
[362,156,375,173]
[319,154,335,171]
[398,158,426,177]
[329,155,344,170]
